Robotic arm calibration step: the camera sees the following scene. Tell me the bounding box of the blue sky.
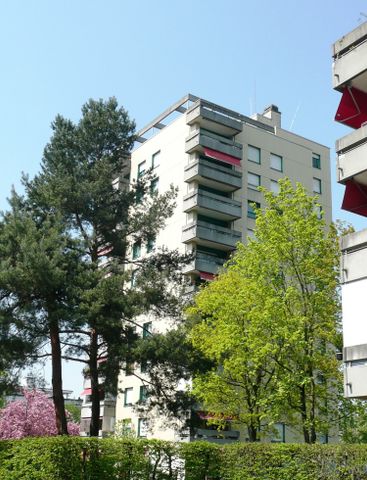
[1,0,366,394]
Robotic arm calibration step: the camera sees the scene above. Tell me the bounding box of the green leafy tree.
[24,97,186,436]
[189,179,341,443]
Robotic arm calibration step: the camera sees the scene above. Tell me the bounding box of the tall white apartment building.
[114,94,332,442]
[332,21,367,398]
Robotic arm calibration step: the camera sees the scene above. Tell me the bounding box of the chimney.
[263,104,281,128]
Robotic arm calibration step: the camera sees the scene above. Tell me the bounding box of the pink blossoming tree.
[0,389,79,439]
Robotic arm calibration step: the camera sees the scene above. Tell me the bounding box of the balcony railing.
[336,124,367,184]
[182,220,241,250]
[183,251,226,275]
[186,100,242,137]
[185,129,242,160]
[183,189,241,221]
[184,157,242,192]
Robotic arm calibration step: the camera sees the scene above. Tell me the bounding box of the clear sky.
[1,0,366,396]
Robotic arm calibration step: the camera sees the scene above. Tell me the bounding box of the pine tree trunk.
[89,328,100,437]
[49,317,68,435]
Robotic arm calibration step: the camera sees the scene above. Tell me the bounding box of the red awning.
[335,86,367,129]
[80,388,92,396]
[199,271,215,281]
[203,147,241,166]
[342,180,367,217]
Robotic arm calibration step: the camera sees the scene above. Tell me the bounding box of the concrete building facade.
[333,21,367,398]
[113,94,332,442]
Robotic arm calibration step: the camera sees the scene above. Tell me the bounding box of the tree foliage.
[0,389,79,439]
[189,179,341,443]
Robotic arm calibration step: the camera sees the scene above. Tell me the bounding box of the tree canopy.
[188,179,341,443]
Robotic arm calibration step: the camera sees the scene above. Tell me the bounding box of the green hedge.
[1,437,367,480]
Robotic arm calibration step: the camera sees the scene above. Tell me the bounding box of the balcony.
[185,129,242,163]
[184,157,242,192]
[191,428,240,444]
[182,220,241,251]
[336,124,367,184]
[183,251,226,276]
[333,22,367,92]
[183,189,241,221]
[186,100,242,137]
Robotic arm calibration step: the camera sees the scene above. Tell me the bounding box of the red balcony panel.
[199,271,215,281]
[203,147,241,166]
[342,180,367,217]
[81,388,92,396]
[335,86,367,129]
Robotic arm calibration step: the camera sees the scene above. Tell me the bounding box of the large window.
[312,153,321,169]
[147,236,156,253]
[248,145,261,164]
[152,151,160,168]
[313,177,322,194]
[138,418,148,437]
[270,153,283,172]
[270,180,280,194]
[248,172,261,189]
[150,178,159,194]
[137,161,146,178]
[139,385,148,403]
[143,321,152,338]
[132,242,141,259]
[124,388,133,406]
[247,200,260,219]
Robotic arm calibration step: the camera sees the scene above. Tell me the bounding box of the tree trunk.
[247,424,258,442]
[89,328,100,437]
[300,384,310,443]
[49,317,68,435]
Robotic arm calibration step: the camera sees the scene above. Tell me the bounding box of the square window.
[139,385,148,403]
[143,321,152,338]
[137,161,146,178]
[247,200,260,219]
[152,151,160,168]
[132,242,141,259]
[248,172,261,189]
[270,180,280,194]
[147,236,156,253]
[248,145,261,164]
[313,177,322,194]
[150,178,159,194]
[138,418,148,438]
[124,388,133,406]
[270,153,283,172]
[312,153,321,169]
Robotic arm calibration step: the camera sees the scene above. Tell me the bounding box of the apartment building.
[111,93,332,442]
[333,21,367,398]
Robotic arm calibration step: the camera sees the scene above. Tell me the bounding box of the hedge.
[1,437,367,479]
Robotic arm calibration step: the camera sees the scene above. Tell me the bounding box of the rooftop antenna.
[289,101,302,131]
[358,12,367,22]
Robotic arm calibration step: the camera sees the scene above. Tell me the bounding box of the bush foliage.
[1,437,367,479]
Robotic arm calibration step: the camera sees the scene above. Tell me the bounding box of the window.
[248,145,261,164]
[270,180,280,194]
[247,200,260,219]
[315,204,322,219]
[313,177,322,194]
[143,321,152,338]
[137,161,146,178]
[152,150,160,168]
[124,388,133,406]
[140,360,148,373]
[150,178,159,194]
[270,153,283,172]
[139,385,148,403]
[247,229,255,239]
[122,418,133,434]
[131,270,137,288]
[138,418,148,437]
[248,172,261,189]
[147,236,156,253]
[132,242,141,259]
[312,153,321,169]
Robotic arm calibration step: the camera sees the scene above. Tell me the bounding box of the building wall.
[115,95,332,441]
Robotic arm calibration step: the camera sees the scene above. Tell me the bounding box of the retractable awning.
[80,388,92,396]
[335,86,367,129]
[342,180,367,217]
[199,271,215,281]
[203,147,241,166]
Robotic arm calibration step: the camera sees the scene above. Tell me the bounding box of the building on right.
[333,21,367,398]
